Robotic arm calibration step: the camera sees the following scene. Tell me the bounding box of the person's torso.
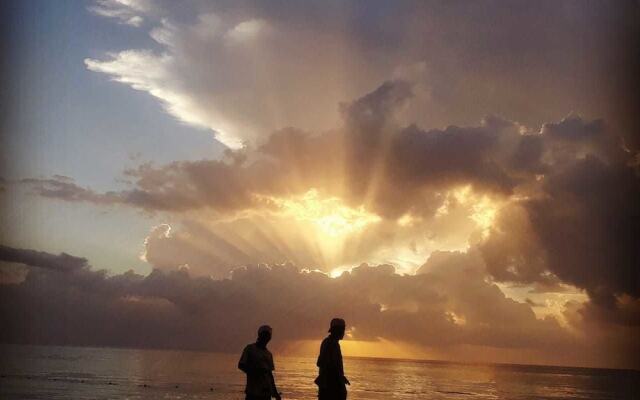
[316,337,344,388]
[244,344,274,396]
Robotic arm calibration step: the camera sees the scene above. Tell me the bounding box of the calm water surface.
[0,345,637,399]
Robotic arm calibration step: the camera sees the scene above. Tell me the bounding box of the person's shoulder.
[243,343,256,352]
[321,336,335,347]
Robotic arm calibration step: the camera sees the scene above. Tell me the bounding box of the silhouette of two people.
[238,318,350,400]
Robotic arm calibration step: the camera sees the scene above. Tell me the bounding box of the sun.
[239,189,383,269]
[264,189,381,237]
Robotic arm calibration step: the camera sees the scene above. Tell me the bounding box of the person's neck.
[256,340,268,349]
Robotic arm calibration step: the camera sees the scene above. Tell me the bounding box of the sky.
[1,0,639,369]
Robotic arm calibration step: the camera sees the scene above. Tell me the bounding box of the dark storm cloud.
[525,157,640,304]
[0,244,88,272]
[562,299,640,368]
[0,244,572,355]
[336,82,522,217]
[20,159,273,213]
[479,134,640,312]
[20,177,123,205]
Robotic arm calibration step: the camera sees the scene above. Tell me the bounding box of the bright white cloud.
[85,5,386,148]
[88,0,152,27]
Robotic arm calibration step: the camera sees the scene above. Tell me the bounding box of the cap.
[328,318,346,332]
[258,325,272,335]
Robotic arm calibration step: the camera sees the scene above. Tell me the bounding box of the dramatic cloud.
[478,122,639,307]
[88,0,152,27]
[0,244,89,272]
[6,244,631,367]
[18,77,640,308]
[10,82,513,272]
[83,0,640,150]
[84,3,376,148]
[20,80,537,217]
[4,1,639,371]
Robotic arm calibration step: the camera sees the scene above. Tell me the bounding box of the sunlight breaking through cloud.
[259,189,381,238]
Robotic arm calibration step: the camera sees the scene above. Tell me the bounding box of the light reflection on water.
[0,345,637,399]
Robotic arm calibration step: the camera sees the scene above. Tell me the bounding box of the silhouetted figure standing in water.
[315,318,350,400]
[239,325,282,400]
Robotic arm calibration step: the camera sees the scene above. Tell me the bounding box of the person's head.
[328,318,346,340]
[257,325,272,345]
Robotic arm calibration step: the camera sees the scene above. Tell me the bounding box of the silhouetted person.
[239,325,282,400]
[315,318,350,400]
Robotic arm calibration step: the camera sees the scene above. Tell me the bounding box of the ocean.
[0,345,637,399]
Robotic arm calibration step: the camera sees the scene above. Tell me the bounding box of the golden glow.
[340,338,433,359]
[397,214,417,227]
[446,311,467,326]
[329,266,351,278]
[139,223,172,262]
[235,189,385,268]
[469,198,497,236]
[436,185,500,238]
[496,282,588,327]
[283,338,433,361]
[263,189,381,237]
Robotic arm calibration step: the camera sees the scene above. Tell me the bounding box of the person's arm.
[267,352,281,399]
[238,346,253,374]
[269,371,281,400]
[316,342,324,368]
[337,343,349,385]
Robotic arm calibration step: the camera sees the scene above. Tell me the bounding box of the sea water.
[0,345,637,399]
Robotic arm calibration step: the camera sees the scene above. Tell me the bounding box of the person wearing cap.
[238,325,282,400]
[315,318,350,400]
